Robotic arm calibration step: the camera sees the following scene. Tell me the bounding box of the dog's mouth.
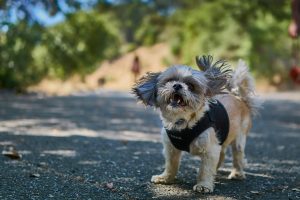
[169,93,186,107]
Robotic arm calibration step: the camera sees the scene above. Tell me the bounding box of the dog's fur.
[132,55,261,193]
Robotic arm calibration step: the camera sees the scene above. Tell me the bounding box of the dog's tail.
[227,59,262,116]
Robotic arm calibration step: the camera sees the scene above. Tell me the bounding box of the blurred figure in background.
[131,55,141,82]
[289,0,300,84]
[289,0,300,38]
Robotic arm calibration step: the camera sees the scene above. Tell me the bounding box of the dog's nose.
[173,84,182,91]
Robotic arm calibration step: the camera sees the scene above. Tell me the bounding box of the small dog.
[132,55,261,193]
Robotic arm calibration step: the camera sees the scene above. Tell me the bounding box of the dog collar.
[165,100,229,152]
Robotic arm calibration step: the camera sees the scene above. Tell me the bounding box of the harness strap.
[165,100,229,152]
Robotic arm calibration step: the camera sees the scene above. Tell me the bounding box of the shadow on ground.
[0,92,299,199]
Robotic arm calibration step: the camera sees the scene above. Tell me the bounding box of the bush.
[41,11,120,78]
[0,11,120,89]
[0,22,45,90]
[168,0,291,81]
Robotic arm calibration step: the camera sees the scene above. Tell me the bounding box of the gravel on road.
[0,91,299,200]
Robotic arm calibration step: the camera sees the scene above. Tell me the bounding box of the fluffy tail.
[227,59,262,116]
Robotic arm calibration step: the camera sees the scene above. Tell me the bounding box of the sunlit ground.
[0,91,299,199]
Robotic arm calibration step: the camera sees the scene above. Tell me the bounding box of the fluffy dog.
[132,55,261,193]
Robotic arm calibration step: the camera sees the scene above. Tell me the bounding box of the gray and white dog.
[132,55,260,193]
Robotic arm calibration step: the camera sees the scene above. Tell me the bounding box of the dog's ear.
[196,55,232,96]
[132,72,161,106]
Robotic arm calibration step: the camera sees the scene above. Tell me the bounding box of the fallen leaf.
[121,140,128,145]
[292,188,300,192]
[250,191,260,195]
[30,173,40,178]
[2,149,22,159]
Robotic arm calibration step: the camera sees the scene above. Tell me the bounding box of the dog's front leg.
[151,131,181,184]
[193,144,221,193]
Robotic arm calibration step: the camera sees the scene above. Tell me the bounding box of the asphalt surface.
[0,91,299,200]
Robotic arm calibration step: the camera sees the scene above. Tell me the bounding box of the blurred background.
[0,0,298,95]
[1,2,300,199]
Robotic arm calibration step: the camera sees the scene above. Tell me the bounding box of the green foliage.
[97,1,156,43]
[168,0,291,81]
[0,11,120,89]
[135,14,166,46]
[42,11,120,78]
[0,22,45,90]
[0,0,295,90]
[247,11,291,79]
[169,2,250,63]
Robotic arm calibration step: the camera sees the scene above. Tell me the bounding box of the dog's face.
[132,55,231,122]
[155,66,207,114]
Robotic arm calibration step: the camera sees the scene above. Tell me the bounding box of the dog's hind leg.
[217,147,226,170]
[228,133,246,180]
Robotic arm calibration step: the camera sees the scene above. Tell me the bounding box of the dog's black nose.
[173,83,182,91]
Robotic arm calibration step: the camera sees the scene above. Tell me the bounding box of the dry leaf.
[2,149,22,159]
[30,173,40,178]
[121,140,128,145]
[292,188,300,192]
[250,191,260,195]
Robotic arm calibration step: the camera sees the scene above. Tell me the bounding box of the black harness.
[165,100,229,152]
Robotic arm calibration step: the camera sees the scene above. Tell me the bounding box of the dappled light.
[0,92,299,199]
[42,150,76,158]
[0,118,160,142]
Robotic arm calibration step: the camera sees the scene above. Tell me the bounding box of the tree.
[168,0,291,81]
[0,3,120,89]
[42,11,120,78]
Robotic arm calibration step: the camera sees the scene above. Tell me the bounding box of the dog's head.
[132,55,231,117]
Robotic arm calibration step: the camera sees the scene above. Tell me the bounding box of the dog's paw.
[151,174,173,184]
[228,170,246,180]
[193,183,213,193]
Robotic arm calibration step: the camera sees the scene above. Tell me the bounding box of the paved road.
[0,91,299,200]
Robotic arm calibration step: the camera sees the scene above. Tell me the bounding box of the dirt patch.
[27,43,291,96]
[28,43,174,96]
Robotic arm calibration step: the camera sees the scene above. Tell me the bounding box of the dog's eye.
[164,78,176,84]
[186,83,195,91]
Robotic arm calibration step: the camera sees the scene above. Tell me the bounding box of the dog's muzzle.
[169,93,186,107]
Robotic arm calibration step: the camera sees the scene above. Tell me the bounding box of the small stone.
[74,176,85,182]
[276,145,285,151]
[37,162,47,168]
[30,173,40,178]
[106,182,114,189]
